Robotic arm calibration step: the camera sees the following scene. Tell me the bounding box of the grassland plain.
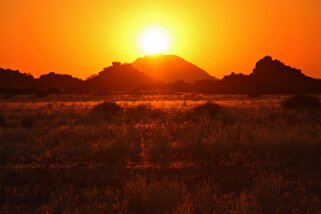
[0,94,320,213]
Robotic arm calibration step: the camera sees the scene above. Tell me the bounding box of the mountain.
[193,56,321,94]
[166,56,321,94]
[1,56,320,94]
[0,69,64,95]
[0,68,34,88]
[85,62,156,93]
[248,56,320,93]
[0,63,157,94]
[36,72,85,93]
[132,54,216,83]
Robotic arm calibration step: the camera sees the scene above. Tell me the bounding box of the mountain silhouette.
[166,56,320,94]
[0,68,34,88]
[192,56,321,94]
[249,56,320,93]
[0,68,64,95]
[132,54,216,83]
[36,72,85,93]
[85,62,156,93]
[0,56,320,94]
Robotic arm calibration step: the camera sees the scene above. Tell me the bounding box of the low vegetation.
[282,94,321,111]
[0,95,320,213]
[191,101,222,118]
[0,111,4,127]
[92,101,122,114]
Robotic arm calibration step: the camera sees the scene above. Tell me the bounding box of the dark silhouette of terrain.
[36,72,85,93]
[0,63,155,95]
[250,56,320,93]
[0,56,320,94]
[85,62,156,94]
[0,68,83,95]
[169,56,321,94]
[0,68,34,88]
[132,54,216,83]
[0,68,59,96]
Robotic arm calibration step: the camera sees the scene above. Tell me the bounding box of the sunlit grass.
[0,94,320,212]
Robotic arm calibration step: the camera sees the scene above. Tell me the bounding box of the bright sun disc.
[139,27,171,54]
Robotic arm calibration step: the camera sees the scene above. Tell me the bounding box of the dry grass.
[0,94,320,212]
[282,94,321,112]
[125,177,185,213]
[191,101,222,119]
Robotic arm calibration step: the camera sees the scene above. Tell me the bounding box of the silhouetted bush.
[248,94,262,98]
[92,101,122,116]
[0,112,5,127]
[21,117,35,129]
[2,94,14,100]
[126,104,163,120]
[146,132,171,163]
[282,95,320,111]
[254,174,284,214]
[192,102,222,118]
[34,91,48,99]
[125,177,184,213]
[93,140,129,165]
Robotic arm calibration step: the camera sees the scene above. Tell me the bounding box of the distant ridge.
[36,72,84,93]
[132,54,216,83]
[0,56,320,94]
[85,62,156,93]
[218,56,321,94]
[0,68,34,88]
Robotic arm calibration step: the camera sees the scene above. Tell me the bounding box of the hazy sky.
[1,0,321,79]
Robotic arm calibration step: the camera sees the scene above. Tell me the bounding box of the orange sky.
[1,0,321,79]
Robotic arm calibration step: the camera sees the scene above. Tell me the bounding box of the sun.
[139,26,171,55]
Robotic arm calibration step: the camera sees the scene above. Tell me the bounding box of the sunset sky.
[1,0,321,79]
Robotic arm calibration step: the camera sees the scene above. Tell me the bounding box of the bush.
[282,95,321,111]
[248,94,262,98]
[35,91,48,99]
[2,94,14,100]
[146,133,171,163]
[192,102,222,118]
[92,140,130,165]
[125,177,184,214]
[21,117,35,129]
[254,174,284,214]
[126,104,162,120]
[0,112,5,127]
[92,102,122,118]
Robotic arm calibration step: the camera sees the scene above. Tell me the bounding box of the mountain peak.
[132,54,216,83]
[85,62,155,92]
[252,56,305,80]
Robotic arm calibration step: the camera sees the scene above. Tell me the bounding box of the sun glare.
[139,26,171,55]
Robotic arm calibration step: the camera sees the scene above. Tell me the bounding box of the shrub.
[21,117,35,129]
[192,102,222,118]
[248,94,262,98]
[145,133,171,163]
[127,104,161,119]
[190,180,223,213]
[35,91,48,99]
[0,111,5,127]
[92,140,129,165]
[125,177,184,214]
[282,95,320,111]
[92,102,122,119]
[254,174,284,214]
[2,94,14,100]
